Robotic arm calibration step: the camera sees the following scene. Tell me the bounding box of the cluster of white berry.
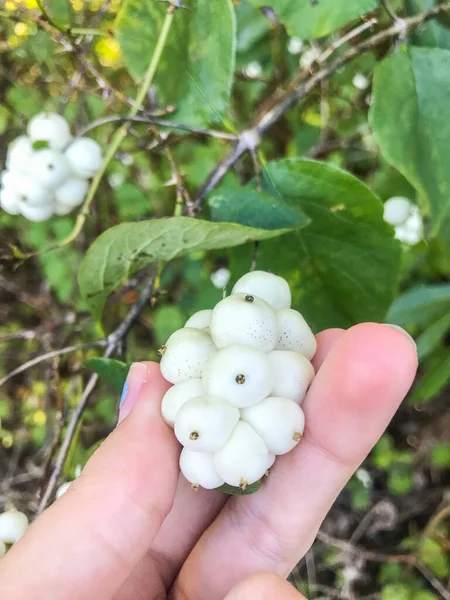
[159,271,316,491]
[0,509,29,557]
[0,113,103,222]
[383,196,423,246]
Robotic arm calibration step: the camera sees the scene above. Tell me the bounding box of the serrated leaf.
[115,0,235,126]
[79,216,294,321]
[208,188,309,230]
[85,358,132,392]
[370,46,450,234]
[216,480,261,495]
[227,159,401,331]
[248,0,378,39]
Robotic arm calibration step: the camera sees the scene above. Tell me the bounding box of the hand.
[0,323,417,600]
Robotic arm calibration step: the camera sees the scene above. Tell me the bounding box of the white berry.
[268,350,315,404]
[232,270,291,310]
[29,149,71,190]
[56,481,72,499]
[180,448,224,489]
[1,170,22,193]
[55,178,88,207]
[174,395,239,452]
[161,378,204,427]
[210,293,278,352]
[27,112,72,151]
[185,309,212,330]
[276,308,316,359]
[160,327,215,384]
[202,344,273,408]
[19,201,54,222]
[383,197,412,226]
[210,267,231,289]
[54,201,75,216]
[0,188,21,215]
[6,136,33,172]
[15,175,51,206]
[241,397,305,455]
[214,421,273,488]
[0,510,29,544]
[65,137,103,179]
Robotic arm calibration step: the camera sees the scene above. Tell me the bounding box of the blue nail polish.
[119,381,129,408]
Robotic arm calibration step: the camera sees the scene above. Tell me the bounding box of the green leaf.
[154,305,186,346]
[215,480,261,495]
[381,583,412,600]
[209,188,309,230]
[40,0,72,29]
[416,313,450,360]
[408,0,450,50]
[419,538,449,578]
[79,216,294,320]
[228,159,401,331]
[85,358,132,393]
[248,0,378,39]
[114,183,151,220]
[32,140,50,151]
[387,284,450,328]
[115,0,236,126]
[431,443,450,469]
[411,349,450,403]
[370,46,450,233]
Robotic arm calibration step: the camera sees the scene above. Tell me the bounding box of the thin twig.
[0,341,107,388]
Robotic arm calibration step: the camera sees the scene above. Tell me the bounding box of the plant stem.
[70,27,109,36]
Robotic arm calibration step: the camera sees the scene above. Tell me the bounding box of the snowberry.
[383,197,412,226]
[0,538,6,557]
[202,344,273,408]
[27,112,72,151]
[160,327,215,384]
[276,308,316,359]
[184,309,212,331]
[0,188,21,215]
[54,202,75,216]
[174,395,239,452]
[0,510,29,544]
[55,178,88,208]
[241,397,305,455]
[161,378,204,427]
[210,293,278,352]
[19,201,54,222]
[210,267,231,289]
[6,136,33,172]
[15,175,50,206]
[29,149,71,190]
[395,225,422,246]
[288,37,303,55]
[180,448,225,489]
[352,73,370,90]
[65,137,103,179]
[214,421,274,488]
[1,170,22,192]
[56,481,72,499]
[268,350,315,404]
[231,270,291,310]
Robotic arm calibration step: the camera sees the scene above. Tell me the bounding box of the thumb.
[224,573,305,600]
[0,362,179,600]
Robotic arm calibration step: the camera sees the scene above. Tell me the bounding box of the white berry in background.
[352,73,370,90]
[184,309,212,331]
[244,61,263,79]
[56,481,72,499]
[383,196,412,226]
[241,397,305,455]
[210,267,231,289]
[0,510,29,544]
[268,350,315,404]
[232,270,291,310]
[214,421,274,488]
[161,378,204,427]
[395,224,422,246]
[160,328,215,384]
[202,344,273,408]
[5,136,33,172]
[55,178,89,208]
[288,36,303,55]
[29,149,71,190]
[65,137,103,179]
[0,538,6,557]
[54,201,75,216]
[300,46,320,70]
[276,308,316,359]
[27,112,72,151]
[174,395,240,452]
[0,188,21,215]
[210,293,278,352]
[180,448,225,489]
[19,201,54,222]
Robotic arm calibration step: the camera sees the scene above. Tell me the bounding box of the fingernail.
[385,324,416,348]
[118,362,148,424]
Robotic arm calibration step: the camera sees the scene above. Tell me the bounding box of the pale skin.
[0,323,418,600]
